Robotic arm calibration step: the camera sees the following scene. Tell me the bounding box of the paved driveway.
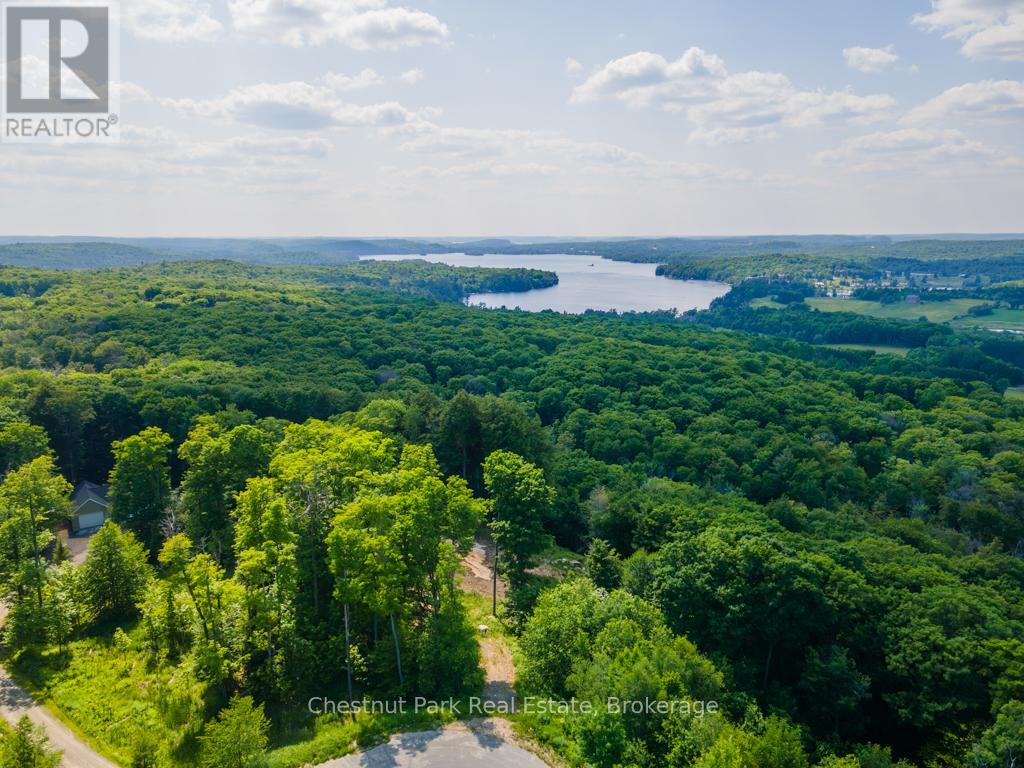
[317,727,549,768]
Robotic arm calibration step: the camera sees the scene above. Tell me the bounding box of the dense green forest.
[1,257,1023,768]
[681,278,1024,385]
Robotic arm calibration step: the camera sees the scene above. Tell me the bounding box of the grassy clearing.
[953,306,1024,333]
[461,590,516,648]
[1006,386,1024,401]
[7,621,207,767]
[532,543,583,580]
[462,590,502,633]
[806,297,992,323]
[461,589,521,675]
[749,297,787,309]
[7,620,456,768]
[819,343,913,357]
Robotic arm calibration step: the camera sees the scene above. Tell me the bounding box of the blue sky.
[2,0,1023,236]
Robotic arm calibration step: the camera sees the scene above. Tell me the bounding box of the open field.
[953,307,1024,333]
[1006,386,1024,401]
[750,297,787,309]
[806,297,992,323]
[818,343,913,357]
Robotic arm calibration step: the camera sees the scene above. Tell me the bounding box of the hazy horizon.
[2,232,1024,242]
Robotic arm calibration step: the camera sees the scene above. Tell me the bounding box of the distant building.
[70,481,108,534]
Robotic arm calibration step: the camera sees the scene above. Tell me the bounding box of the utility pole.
[491,540,498,616]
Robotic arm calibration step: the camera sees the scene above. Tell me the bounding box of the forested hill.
[657,240,1024,284]
[0,259,556,303]
[1,259,1023,767]
[4,235,1022,276]
[0,240,425,269]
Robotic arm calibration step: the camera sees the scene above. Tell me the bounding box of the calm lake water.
[363,253,730,314]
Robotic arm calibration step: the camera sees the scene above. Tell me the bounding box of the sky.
[1,0,1023,237]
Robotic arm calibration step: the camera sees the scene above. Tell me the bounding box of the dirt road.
[460,542,505,599]
[0,603,118,768]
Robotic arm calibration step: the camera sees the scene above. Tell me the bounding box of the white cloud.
[816,127,1022,175]
[229,134,331,157]
[0,127,332,193]
[320,69,382,91]
[688,126,780,145]
[570,48,894,143]
[228,0,449,49]
[388,161,561,182]
[689,70,894,144]
[394,124,534,158]
[570,48,726,109]
[399,68,425,85]
[913,0,1024,61]
[118,82,154,103]
[565,57,583,75]
[381,118,801,191]
[124,0,222,42]
[164,81,419,130]
[906,79,1024,122]
[391,122,647,167]
[843,45,899,73]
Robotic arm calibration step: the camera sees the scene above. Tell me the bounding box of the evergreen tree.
[199,696,269,768]
[81,521,152,621]
[584,538,623,591]
[0,716,61,768]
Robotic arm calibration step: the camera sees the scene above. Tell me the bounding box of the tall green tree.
[435,391,482,481]
[271,420,395,618]
[0,421,51,476]
[655,529,834,696]
[109,426,173,554]
[25,379,94,482]
[158,533,238,656]
[328,440,484,689]
[482,450,553,610]
[179,419,274,562]
[233,477,298,696]
[0,456,71,609]
[969,699,1024,768]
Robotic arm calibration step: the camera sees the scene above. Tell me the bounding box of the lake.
[362,253,730,314]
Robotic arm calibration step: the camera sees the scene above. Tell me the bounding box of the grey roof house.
[70,481,109,534]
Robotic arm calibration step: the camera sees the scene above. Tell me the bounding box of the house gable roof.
[71,481,109,514]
